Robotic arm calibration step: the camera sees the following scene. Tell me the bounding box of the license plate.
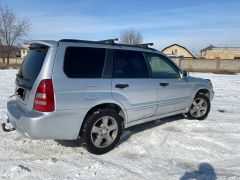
[16,88,26,100]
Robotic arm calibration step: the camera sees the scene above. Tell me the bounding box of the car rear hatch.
[15,44,50,112]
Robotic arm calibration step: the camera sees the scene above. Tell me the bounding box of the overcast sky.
[0,0,240,54]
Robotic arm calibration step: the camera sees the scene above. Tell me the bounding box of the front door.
[145,52,192,115]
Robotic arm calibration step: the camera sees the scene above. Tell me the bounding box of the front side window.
[64,47,106,78]
[113,49,149,78]
[145,53,180,78]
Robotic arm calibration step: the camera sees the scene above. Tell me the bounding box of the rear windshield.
[16,47,48,89]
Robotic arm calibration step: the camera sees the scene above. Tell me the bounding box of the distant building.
[20,48,29,58]
[200,45,240,60]
[162,44,197,59]
[0,45,21,58]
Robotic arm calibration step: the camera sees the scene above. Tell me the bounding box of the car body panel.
[112,78,157,122]
[15,41,58,113]
[154,78,192,115]
[8,98,87,139]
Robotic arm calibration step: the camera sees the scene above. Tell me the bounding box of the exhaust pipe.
[1,120,15,132]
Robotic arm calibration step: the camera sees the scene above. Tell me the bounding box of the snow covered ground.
[0,69,239,180]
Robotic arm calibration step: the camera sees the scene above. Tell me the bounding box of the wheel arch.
[195,88,210,99]
[79,101,127,137]
[186,90,211,120]
[188,86,211,108]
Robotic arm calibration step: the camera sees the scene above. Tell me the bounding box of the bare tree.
[0,6,30,65]
[119,28,143,45]
[0,38,5,64]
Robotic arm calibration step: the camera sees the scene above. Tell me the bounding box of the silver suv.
[3,39,214,154]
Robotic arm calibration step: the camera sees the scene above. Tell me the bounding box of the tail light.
[33,79,55,112]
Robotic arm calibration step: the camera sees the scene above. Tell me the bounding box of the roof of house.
[201,45,240,52]
[200,45,215,52]
[212,47,240,51]
[162,43,197,59]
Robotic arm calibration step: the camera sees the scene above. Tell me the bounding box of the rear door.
[111,49,157,123]
[52,43,110,111]
[145,52,192,115]
[16,45,49,111]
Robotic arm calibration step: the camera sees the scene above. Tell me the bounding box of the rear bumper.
[7,99,87,140]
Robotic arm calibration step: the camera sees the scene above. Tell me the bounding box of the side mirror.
[181,70,189,78]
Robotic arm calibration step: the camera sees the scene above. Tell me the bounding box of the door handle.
[115,84,129,89]
[159,82,169,87]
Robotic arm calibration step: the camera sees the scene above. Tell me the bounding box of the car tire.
[186,94,211,120]
[80,108,123,155]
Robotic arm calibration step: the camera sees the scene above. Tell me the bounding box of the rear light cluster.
[33,79,55,112]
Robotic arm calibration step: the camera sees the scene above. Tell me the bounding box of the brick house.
[200,45,240,60]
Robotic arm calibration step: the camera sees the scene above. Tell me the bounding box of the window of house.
[174,49,177,55]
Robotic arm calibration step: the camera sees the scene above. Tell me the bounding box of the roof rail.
[136,43,154,48]
[98,38,118,45]
[59,39,155,49]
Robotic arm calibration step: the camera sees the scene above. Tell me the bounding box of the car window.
[145,53,180,78]
[113,49,149,78]
[64,47,106,78]
[17,47,48,88]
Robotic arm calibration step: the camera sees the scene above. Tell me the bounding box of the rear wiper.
[16,74,30,81]
[16,74,23,79]
[24,78,31,81]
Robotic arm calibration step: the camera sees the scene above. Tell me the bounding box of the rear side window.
[113,50,149,78]
[64,47,106,78]
[17,47,48,89]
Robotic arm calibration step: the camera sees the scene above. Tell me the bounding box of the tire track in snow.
[90,156,147,180]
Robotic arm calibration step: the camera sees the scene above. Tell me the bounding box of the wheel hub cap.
[91,116,118,148]
[190,98,208,118]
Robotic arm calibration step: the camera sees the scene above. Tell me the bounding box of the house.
[162,44,197,59]
[200,45,240,60]
[20,48,29,58]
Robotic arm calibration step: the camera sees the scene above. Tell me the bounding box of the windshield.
[16,46,48,89]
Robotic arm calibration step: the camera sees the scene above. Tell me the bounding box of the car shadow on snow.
[180,162,216,180]
[55,140,81,147]
[56,114,185,148]
[118,114,185,146]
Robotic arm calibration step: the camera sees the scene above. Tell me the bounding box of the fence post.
[179,58,182,69]
[216,59,221,72]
